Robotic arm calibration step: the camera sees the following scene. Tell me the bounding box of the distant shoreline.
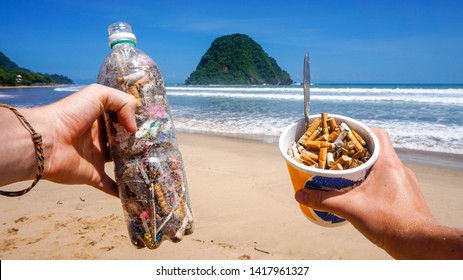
[0,84,71,89]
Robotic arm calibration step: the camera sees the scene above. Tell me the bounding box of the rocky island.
[186,34,292,85]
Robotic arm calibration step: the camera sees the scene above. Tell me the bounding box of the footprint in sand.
[37,212,54,220]
[239,254,251,260]
[99,246,115,251]
[14,216,30,224]
[7,228,19,234]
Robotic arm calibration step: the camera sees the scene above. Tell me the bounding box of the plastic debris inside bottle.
[98,22,194,249]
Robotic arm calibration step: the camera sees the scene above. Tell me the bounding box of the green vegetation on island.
[186,34,292,85]
[0,51,73,86]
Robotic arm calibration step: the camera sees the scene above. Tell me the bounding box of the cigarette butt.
[347,131,365,152]
[329,163,343,170]
[352,149,366,159]
[327,152,335,167]
[305,141,335,151]
[315,134,328,141]
[339,147,351,157]
[297,134,309,145]
[362,150,371,162]
[306,129,321,141]
[345,141,355,150]
[334,140,344,149]
[287,148,294,157]
[304,140,324,150]
[328,130,339,142]
[154,182,170,215]
[134,76,151,89]
[292,143,300,157]
[327,118,338,132]
[307,118,322,134]
[340,122,351,132]
[128,85,139,97]
[298,146,319,161]
[333,155,352,166]
[351,129,366,147]
[334,129,348,143]
[319,147,327,169]
[349,158,363,169]
[321,112,329,135]
[117,77,125,84]
[364,150,371,158]
[301,153,317,165]
[333,147,343,159]
[127,85,142,107]
[298,118,322,144]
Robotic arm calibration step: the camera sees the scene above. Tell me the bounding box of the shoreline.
[395,148,463,170]
[0,84,68,89]
[177,130,463,170]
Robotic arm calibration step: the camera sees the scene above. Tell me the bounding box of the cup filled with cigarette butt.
[279,112,380,227]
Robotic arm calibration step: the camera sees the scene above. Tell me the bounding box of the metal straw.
[303,52,311,129]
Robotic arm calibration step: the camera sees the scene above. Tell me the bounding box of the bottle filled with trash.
[97,22,194,249]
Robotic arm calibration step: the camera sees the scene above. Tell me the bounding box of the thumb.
[295,188,348,214]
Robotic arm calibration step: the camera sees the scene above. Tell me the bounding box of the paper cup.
[279,115,380,227]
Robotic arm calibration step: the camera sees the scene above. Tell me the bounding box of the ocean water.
[1,84,463,155]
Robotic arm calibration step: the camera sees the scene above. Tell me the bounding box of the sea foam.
[166,86,463,105]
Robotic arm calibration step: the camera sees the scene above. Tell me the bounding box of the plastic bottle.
[97,22,194,249]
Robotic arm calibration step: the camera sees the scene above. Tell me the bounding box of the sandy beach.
[0,132,462,260]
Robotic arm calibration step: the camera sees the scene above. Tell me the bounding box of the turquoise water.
[1,83,463,154]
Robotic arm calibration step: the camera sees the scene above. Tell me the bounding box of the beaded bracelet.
[0,104,45,197]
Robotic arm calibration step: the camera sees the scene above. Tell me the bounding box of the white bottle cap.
[108,22,137,48]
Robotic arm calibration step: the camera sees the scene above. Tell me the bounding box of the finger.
[94,173,120,198]
[369,129,409,178]
[116,101,137,133]
[90,84,138,133]
[97,115,112,162]
[102,87,137,132]
[371,128,391,157]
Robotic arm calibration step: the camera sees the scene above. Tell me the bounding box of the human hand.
[294,128,445,259]
[30,84,136,196]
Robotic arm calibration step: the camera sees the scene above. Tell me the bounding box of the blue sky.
[1,0,462,84]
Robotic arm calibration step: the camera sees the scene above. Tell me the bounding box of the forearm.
[388,223,463,260]
[0,106,51,187]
